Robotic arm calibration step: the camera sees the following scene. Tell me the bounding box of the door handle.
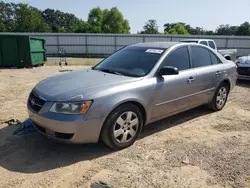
[215,71,222,76]
[187,77,195,83]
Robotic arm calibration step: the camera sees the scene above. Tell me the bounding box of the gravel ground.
[46,57,103,66]
[0,66,250,188]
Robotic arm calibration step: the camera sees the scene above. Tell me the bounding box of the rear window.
[200,41,208,46]
[161,47,190,71]
[208,41,216,49]
[94,46,166,77]
[210,52,222,64]
[191,46,212,68]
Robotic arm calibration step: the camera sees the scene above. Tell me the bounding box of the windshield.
[93,46,166,77]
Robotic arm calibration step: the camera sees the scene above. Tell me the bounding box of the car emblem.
[31,98,35,106]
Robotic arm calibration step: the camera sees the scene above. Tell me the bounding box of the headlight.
[49,101,92,114]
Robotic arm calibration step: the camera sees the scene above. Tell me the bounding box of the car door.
[209,51,227,87]
[189,46,222,104]
[151,46,201,120]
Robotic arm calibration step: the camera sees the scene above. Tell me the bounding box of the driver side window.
[161,46,190,71]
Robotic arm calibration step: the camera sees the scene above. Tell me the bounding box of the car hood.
[33,68,139,101]
[238,56,250,64]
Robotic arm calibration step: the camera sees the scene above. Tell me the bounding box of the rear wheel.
[101,104,143,150]
[208,84,229,111]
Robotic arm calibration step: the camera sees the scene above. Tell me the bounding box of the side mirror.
[158,66,179,76]
[224,55,232,61]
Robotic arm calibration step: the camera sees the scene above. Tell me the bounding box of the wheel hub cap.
[113,111,139,144]
[216,87,227,109]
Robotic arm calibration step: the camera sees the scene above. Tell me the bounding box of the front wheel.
[101,104,143,150]
[208,84,229,111]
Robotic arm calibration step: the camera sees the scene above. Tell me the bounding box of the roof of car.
[181,39,199,42]
[180,39,214,42]
[131,42,180,49]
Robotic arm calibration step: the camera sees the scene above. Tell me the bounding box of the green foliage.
[88,7,103,33]
[215,22,250,36]
[164,22,250,36]
[0,2,17,32]
[140,20,159,34]
[75,21,91,33]
[15,4,50,32]
[102,7,130,33]
[0,2,50,32]
[165,23,195,35]
[163,31,169,34]
[164,22,213,35]
[216,24,238,35]
[168,28,177,35]
[0,0,249,36]
[0,22,4,32]
[87,7,130,33]
[0,1,130,34]
[236,22,250,36]
[42,8,79,32]
[168,23,189,35]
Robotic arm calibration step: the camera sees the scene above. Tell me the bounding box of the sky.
[5,0,250,33]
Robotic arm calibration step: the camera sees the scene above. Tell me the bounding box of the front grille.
[33,122,74,140]
[237,67,250,76]
[28,92,46,113]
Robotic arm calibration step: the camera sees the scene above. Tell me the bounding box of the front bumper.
[28,105,105,144]
[237,65,250,80]
[237,74,250,81]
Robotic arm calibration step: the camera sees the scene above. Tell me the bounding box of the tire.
[208,83,229,111]
[101,103,143,150]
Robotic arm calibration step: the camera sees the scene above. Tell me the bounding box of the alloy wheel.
[216,86,227,109]
[113,111,139,143]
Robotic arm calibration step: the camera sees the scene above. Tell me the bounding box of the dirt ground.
[0,65,250,188]
[46,57,103,66]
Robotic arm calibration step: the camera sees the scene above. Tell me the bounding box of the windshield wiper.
[94,68,124,76]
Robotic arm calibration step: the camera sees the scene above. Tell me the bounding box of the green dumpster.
[0,35,46,68]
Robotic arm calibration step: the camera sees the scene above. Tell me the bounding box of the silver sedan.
[27,42,237,149]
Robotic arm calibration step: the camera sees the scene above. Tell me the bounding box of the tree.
[75,20,91,33]
[88,7,103,33]
[15,4,50,32]
[102,7,130,33]
[236,22,250,36]
[0,2,17,32]
[42,9,59,32]
[42,8,79,32]
[121,19,130,33]
[204,30,214,35]
[192,27,205,35]
[140,20,159,34]
[87,7,130,33]
[164,22,195,35]
[168,23,189,35]
[216,24,238,35]
[4,1,250,35]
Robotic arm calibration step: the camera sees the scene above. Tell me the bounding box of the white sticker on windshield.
[145,49,164,54]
